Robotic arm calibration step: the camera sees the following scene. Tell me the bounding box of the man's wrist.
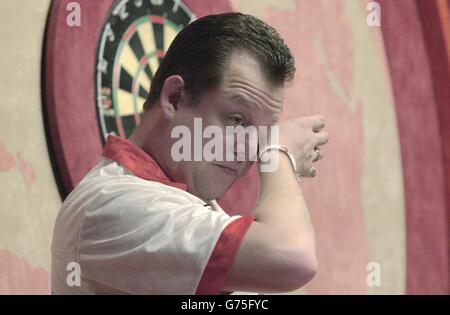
[258,144,299,177]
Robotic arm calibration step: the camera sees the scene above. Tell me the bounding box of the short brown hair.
[144,12,295,110]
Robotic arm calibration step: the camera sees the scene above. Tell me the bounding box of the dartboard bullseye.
[96,0,195,140]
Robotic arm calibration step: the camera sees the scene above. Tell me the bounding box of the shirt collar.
[102,135,187,191]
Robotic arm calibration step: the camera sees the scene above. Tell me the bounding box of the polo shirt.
[51,135,255,294]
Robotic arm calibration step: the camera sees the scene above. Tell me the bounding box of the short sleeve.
[77,180,253,294]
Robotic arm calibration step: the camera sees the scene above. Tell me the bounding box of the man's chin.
[198,184,234,201]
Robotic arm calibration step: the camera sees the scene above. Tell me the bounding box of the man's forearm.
[254,151,315,249]
[222,140,319,293]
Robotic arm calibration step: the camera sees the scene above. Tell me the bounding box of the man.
[51,13,328,294]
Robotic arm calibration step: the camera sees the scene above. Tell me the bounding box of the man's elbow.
[292,249,318,289]
[279,245,318,292]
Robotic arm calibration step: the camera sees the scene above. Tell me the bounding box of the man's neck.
[128,111,174,181]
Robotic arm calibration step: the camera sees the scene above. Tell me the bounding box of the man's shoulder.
[67,158,200,207]
[53,158,207,239]
[53,158,214,249]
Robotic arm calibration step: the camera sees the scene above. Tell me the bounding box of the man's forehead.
[221,50,285,107]
[223,50,267,84]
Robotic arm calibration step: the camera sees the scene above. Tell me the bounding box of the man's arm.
[222,115,328,293]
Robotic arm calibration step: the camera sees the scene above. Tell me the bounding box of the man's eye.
[229,115,245,126]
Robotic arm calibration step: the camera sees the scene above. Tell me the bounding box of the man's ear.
[159,75,185,120]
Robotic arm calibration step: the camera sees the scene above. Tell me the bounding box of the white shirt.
[51,136,254,294]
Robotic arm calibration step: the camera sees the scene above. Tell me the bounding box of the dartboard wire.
[112,20,142,138]
[130,16,162,124]
[112,40,127,138]
[131,18,181,124]
[150,15,166,63]
[164,18,183,51]
[135,16,159,91]
[177,0,197,24]
[133,52,156,125]
[123,22,143,126]
[96,22,111,140]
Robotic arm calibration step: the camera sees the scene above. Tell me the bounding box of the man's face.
[170,50,285,201]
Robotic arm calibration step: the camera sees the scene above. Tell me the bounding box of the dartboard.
[96,0,195,140]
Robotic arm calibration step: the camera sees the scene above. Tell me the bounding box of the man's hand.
[279,115,329,177]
